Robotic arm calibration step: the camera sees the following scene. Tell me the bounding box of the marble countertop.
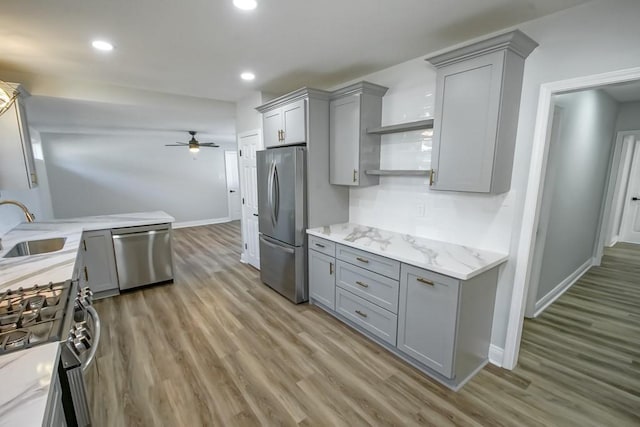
[307,223,508,280]
[0,211,174,292]
[0,342,60,427]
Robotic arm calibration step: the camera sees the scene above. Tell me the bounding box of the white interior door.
[619,137,640,244]
[238,130,262,269]
[225,151,241,220]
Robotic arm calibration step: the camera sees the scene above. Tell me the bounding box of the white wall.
[324,0,640,353]
[40,132,233,223]
[236,92,264,134]
[616,101,640,131]
[535,90,619,303]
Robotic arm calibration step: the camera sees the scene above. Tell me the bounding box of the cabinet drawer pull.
[417,277,434,286]
[314,243,325,248]
[83,240,87,251]
[84,266,89,282]
[329,262,334,275]
[353,169,357,183]
[355,309,368,318]
[355,280,369,288]
[355,257,369,263]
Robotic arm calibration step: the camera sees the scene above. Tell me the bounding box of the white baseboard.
[489,344,504,368]
[173,217,231,229]
[533,257,594,317]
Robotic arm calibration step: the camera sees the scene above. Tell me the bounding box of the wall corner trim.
[489,344,504,368]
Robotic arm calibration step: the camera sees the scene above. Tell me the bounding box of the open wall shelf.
[367,119,434,135]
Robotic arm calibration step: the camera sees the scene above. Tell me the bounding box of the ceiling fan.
[165,131,220,153]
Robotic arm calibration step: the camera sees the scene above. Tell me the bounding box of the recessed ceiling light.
[233,0,257,11]
[240,71,255,81]
[92,40,114,51]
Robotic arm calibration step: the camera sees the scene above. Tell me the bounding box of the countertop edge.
[306,228,508,280]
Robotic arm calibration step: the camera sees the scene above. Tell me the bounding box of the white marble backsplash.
[307,223,508,280]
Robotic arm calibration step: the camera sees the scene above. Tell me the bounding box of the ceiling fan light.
[189,146,200,153]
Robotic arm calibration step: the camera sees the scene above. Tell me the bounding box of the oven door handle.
[82,306,101,372]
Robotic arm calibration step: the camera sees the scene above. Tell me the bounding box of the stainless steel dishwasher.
[111,223,174,290]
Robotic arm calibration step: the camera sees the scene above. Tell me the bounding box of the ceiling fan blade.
[199,143,220,147]
[165,143,188,146]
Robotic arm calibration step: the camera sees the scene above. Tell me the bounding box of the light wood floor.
[86,223,640,426]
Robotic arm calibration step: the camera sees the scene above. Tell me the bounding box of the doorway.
[225,151,241,221]
[504,66,640,370]
[237,129,262,269]
[617,133,640,244]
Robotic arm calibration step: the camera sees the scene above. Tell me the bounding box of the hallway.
[520,243,640,421]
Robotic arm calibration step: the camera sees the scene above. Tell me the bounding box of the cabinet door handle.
[356,257,369,264]
[315,243,325,248]
[353,169,358,183]
[429,169,436,186]
[329,262,334,275]
[417,277,434,286]
[281,130,285,141]
[84,266,89,282]
[83,240,87,251]
[355,310,368,318]
[30,172,38,185]
[355,280,369,288]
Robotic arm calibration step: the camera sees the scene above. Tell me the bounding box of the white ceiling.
[0,0,588,102]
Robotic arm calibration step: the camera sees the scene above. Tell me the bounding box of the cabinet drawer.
[308,235,335,257]
[336,260,399,313]
[336,244,400,280]
[336,287,397,346]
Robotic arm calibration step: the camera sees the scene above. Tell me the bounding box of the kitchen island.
[306,223,508,390]
[0,211,175,292]
[0,211,174,425]
[0,342,60,427]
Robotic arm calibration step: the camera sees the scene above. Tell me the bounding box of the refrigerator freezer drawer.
[259,235,307,303]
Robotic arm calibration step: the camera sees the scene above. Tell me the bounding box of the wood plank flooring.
[86,223,640,426]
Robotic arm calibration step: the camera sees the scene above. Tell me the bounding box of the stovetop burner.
[0,281,73,354]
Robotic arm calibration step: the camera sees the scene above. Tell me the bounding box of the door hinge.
[242,197,245,204]
[239,149,242,156]
[245,243,248,249]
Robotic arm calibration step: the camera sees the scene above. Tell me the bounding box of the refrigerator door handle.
[260,235,295,254]
[267,160,276,226]
[273,164,280,223]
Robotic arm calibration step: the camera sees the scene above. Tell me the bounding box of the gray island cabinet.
[307,224,507,390]
[426,29,538,193]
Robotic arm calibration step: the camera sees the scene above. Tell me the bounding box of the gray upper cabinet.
[426,30,538,193]
[0,85,38,190]
[260,98,307,148]
[329,82,388,186]
[309,246,336,310]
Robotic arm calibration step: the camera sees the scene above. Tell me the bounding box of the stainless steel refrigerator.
[257,146,307,303]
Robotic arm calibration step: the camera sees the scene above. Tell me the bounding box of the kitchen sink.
[3,237,67,258]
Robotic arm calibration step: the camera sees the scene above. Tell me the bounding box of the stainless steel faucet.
[0,200,36,223]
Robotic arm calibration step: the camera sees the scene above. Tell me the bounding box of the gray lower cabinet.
[81,229,119,296]
[308,238,500,390]
[44,368,67,427]
[397,265,459,377]
[308,247,336,310]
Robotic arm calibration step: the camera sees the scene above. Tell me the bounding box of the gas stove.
[0,280,75,354]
